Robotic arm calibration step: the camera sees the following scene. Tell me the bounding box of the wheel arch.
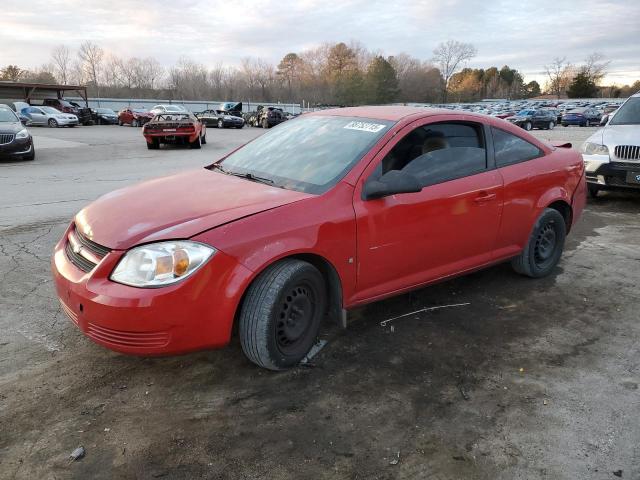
[546,199,573,233]
[234,252,344,332]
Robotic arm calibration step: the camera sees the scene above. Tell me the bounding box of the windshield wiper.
[211,163,274,185]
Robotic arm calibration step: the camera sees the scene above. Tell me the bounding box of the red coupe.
[52,107,586,370]
[142,112,206,149]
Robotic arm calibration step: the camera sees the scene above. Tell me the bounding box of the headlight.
[110,241,216,287]
[15,128,29,139]
[581,142,609,155]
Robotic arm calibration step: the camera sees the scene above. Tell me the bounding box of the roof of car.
[311,106,457,121]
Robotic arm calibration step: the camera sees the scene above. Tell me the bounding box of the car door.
[352,119,504,302]
[28,107,47,125]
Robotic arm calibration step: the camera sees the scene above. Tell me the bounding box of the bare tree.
[51,45,71,84]
[78,41,104,94]
[583,52,609,85]
[141,57,164,90]
[544,57,574,99]
[432,40,477,102]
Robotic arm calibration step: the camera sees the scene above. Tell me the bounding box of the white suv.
[582,92,640,197]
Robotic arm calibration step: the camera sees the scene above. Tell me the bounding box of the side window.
[492,127,543,167]
[372,122,487,188]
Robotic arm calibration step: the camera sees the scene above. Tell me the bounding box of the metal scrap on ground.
[380,303,471,327]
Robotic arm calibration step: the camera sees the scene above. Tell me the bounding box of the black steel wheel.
[511,208,566,278]
[239,259,326,370]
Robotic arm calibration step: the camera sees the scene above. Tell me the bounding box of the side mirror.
[363,170,422,200]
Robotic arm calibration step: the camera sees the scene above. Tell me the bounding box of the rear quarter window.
[492,127,543,167]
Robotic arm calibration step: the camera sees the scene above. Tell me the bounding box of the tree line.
[1,41,637,104]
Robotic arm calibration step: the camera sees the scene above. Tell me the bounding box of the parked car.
[142,112,206,149]
[561,108,601,127]
[197,109,245,128]
[42,98,93,125]
[251,106,287,128]
[92,108,118,125]
[0,105,34,160]
[52,106,586,370]
[22,106,78,127]
[149,105,188,115]
[118,108,153,127]
[582,92,640,197]
[542,108,563,124]
[505,109,557,130]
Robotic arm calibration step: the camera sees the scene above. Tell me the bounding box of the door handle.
[473,192,497,203]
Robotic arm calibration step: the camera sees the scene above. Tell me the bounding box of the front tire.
[239,259,327,370]
[217,119,224,129]
[511,208,566,278]
[48,119,58,128]
[132,119,139,127]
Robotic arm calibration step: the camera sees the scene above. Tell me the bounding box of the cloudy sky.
[1,0,639,85]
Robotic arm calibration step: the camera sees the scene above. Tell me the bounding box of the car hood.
[600,124,640,146]
[0,121,24,133]
[75,169,312,250]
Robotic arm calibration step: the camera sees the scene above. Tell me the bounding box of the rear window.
[492,127,543,167]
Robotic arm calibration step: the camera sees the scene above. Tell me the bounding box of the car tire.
[201,132,207,145]
[262,118,269,129]
[147,139,160,150]
[587,184,601,198]
[217,119,224,129]
[562,123,567,127]
[523,121,532,131]
[132,119,139,127]
[23,146,35,161]
[548,121,555,130]
[511,208,566,278]
[118,120,123,126]
[48,119,58,128]
[189,134,202,149]
[239,259,327,370]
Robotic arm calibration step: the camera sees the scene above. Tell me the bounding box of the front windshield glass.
[610,97,640,125]
[215,115,394,194]
[0,109,18,122]
[163,105,184,112]
[41,106,61,114]
[97,108,114,114]
[517,110,534,116]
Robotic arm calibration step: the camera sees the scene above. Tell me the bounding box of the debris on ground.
[300,339,327,364]
[458,385,470,401]
[613,469,623,477]
[380,303,470,327]
[543,399,548,406]
[69,446,85,461]
[389,451,400,465]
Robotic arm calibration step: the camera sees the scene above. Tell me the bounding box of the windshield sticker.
[343,121,387,133]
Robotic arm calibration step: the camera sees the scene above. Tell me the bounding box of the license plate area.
[625,171,640,185]
[163,128,176,132]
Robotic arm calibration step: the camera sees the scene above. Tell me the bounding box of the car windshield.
[97,108,115,114]
[214,115,394,194]
[162,105,184,112]
[609,97,640,125]
[0,108,18,122]
[518,110,534,115]
[41,106,61,114]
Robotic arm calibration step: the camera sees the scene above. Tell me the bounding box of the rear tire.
[147,139,159,150]
[548,121,555,130]
[239,259,326,370]
[217,119,224,129]
[523,121,532,131]
[189,134,201,149]
[132,119,139,127]
[511,208,566,278]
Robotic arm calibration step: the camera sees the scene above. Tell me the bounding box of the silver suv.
[582,92,640,197]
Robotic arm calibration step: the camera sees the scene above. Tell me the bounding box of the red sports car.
[118,108,153,127]
[142,112,206,149]
[52,107,586,370]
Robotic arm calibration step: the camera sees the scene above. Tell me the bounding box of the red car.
[142,112,206,149]
[118,108,153,127]
[52,107,586,370]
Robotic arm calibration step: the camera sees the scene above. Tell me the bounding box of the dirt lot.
[1,124,639,479]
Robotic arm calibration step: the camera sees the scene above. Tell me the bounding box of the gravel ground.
[1,124,638,480]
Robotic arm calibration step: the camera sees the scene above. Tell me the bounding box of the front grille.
[0,134,15,145]
[87,322,170,348]
[65,225,111,273]
[615,145,640,160]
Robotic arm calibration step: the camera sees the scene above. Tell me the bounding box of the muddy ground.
[1,125,638,479]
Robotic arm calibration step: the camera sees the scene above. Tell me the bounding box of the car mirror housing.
[363,170,422,200]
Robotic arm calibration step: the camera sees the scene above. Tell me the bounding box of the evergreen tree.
[365,56,399,104]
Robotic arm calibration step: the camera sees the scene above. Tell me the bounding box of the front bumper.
[56,118,79,126]
[0,136,33,158]
[583,154,640,190]
[97,116,118,125]
[52,224,253,355]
